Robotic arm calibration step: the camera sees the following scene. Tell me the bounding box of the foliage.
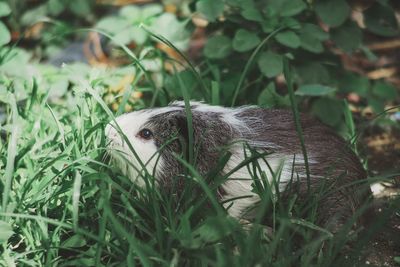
[1,60,394,265]
[192,0,399,136]
[95,4,191,50]
[0,0,399,266]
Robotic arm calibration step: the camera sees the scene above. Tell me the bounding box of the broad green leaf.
[120,5,141,22]
[301,23,329,41]
[257,51,283,78]
[232,29,260,52]
[20,4,47,25]
[275,31,300,48]
[315,0,350,27]
[282,17,301,30]
[364,2,399,37]
[295,62,330,84]
[150,13,191,50]
[0,221,13,242]
[68,0,91,17]
[299,32,324,53]
[0,21,11,46]
[226,0,252,7]
[311,98,343,126]
[371,81,397,100]
[280,0,307,17]
[258,83,277,107]
[241,6,263,22]
[261,17,279,33]
[331,22,362,53]
[0,2,12,17]
[113,26,148,45]
[295,84,336,96]
[338,72,369,96]
[299,24,329,53]
[193,216,238,243]
[368,97,384,113]
[47,0,66,16]
[129,27,147,45]
[196,0,224,22]
[258,82,289,107]
[165,70,199,98]
[204,35,232,59]
[113,28,134,45]
[265,0,306,17]
[96,17,130,33]
[141,4,163,18]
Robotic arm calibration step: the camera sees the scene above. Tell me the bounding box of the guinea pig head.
[105,108,192,187]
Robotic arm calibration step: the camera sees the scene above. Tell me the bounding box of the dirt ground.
[361,127,400,267]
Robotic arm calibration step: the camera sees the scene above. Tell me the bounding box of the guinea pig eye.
[137,128,153,140]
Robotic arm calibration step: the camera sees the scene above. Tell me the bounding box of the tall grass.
[0,32,398,267]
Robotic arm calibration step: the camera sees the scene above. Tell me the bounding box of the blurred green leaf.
[141,4,164,19]
[364,2,399,37]
[0,2,11,17]
[241,6,263,22]
[295,62,330,84]
[299,34,323,53]
[151,13,191,50]
[295,84,336,96]
[68,0,91,17]
[261,17,279,33]
[368,97,384,113]
[315,0,350,27]
[312,97,343,126]
[280,0,307,17]
[204,35,232,59]
[371,81,397,100]
[257,51,283,78]
[0,22,11,46]
[96,17,130,33]
[119,5,141,22]
[275,30,300,48]
[331,21,362,53]
[258,82,289,107]
[299,24,328,53]
[196,0,224,22]
[338,72,369,96]
[301,23,329,41]
[47,0,66,16]
[193,216,238,243]
[232,29,261,52]
[20,4,47,26]
[265,0,306,17]
[282,17,301,30]
[165,70,199,98]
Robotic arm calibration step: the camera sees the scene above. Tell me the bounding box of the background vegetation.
[0,0,399,266]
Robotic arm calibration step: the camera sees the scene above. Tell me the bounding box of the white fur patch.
[221,145,314,219]
[105,111,164,186]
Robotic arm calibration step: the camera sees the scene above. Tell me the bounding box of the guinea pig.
[105,101,371,230]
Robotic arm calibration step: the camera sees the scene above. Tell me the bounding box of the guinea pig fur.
[105,101,371,228]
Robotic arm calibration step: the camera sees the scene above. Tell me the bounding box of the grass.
[0,36,399,267]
